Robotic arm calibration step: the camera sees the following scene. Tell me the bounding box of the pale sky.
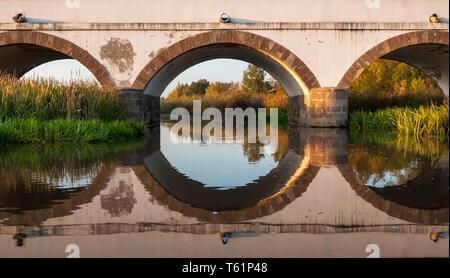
[22,58,256,98]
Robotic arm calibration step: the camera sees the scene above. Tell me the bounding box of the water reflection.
[159,121,289,189]
[348,132,448,188]
[0,142,149,215]
[0,124,448,257]
[345,132,449,211]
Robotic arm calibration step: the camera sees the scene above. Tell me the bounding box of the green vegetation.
[0,75,146,144]
[349,59,445,111]
[349,104,449,137]
[0,75,126,120]
[0,118,145,144]
[349,60,448,137]
[160,64,288,124]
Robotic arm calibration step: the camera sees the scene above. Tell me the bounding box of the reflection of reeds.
[348,131,449,186]
[0,141,144,190]
[349,104,449,137]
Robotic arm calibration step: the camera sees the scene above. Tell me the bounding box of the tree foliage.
[167,79,210,99]
[241,64,269,94]
[350,59,444,111]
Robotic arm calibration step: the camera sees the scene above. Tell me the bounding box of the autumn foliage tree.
[242,64,269,94]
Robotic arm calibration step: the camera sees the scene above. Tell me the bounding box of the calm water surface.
[0,122,448,257]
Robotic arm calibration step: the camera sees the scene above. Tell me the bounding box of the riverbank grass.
[349,103,449,137]
[0,76,146,144]
[0,118,145,144]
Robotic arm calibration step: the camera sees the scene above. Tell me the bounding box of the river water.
[0,121,448,258]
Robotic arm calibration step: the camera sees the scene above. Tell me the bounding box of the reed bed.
[0,75,125,121]
[0,118,145,144]
[0,75,146,144]
[349,103,449,137]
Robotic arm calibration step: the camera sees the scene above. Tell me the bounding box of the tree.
[205,81,240,96]
[186,79,209,96]
[242,64,268,94]
[166,79,210,99]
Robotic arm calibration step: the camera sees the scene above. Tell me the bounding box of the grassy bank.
[349,104,449,137]
[0,76,146,144]
[0,118,145,144]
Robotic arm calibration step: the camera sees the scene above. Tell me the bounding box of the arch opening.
[339,31,449,97]
[0,31,115,89]
[381,43,449,96]
[130,30,324,127]
[143,44,305,98]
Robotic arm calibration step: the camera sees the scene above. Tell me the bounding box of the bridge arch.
[133,30,320,95]
[132,30,319,99]
[338,30,449,96]
[0,31,116,89]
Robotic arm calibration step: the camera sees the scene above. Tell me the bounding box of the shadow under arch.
[131,126,321,223]
[337,163,449,225]
[338,30,449,96]
[132,30,320,97]
[0,31,116,89]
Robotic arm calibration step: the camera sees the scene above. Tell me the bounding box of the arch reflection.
[339,132,449,224]
[132,124,351,222]
[0,125,447,228]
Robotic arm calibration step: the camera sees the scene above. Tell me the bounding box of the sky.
[22,58,253,98]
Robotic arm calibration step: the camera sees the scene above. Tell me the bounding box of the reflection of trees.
[0,142,143,212]
[242,138,265,162]
[271,128,289,162]
[348,132,448,187]
[100,181,137,217]
[242,126,289,163]
[165,120,290,163]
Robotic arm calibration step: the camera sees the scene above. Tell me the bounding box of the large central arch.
[131,30,321,126]
[133,30,320,95]
[0,31,116,89]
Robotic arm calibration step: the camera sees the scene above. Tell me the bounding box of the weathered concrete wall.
[0,27,447,90]
[1,0,448,23]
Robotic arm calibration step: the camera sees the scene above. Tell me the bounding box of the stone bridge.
[0,0,449,126]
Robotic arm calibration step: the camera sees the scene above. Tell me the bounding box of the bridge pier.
[289,87,348,127]
[119,89,159,127]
